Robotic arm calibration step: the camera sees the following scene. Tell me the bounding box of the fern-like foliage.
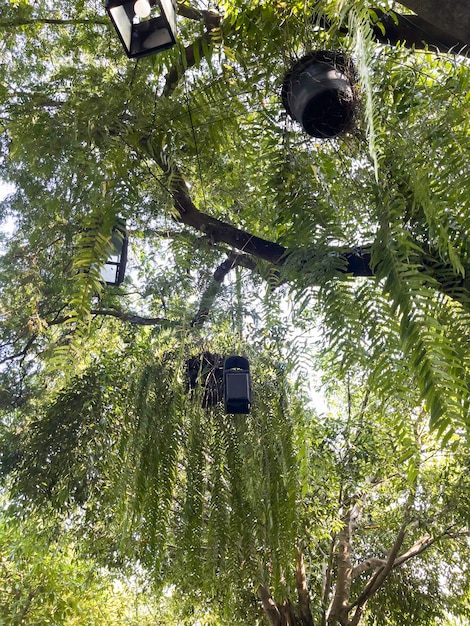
[44,209,125,371]
[111,345,303,616]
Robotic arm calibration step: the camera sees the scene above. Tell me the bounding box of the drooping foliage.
[1,331,305,622]
[1,0,470,432]
[1,0,470,624]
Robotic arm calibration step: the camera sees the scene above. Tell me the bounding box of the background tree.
[0,504,167,625]
[1,0,470,624]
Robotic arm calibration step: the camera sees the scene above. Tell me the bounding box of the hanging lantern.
[106,0,177,59]
[101,221,128,286]
[281,51,356,138]
[223,356,252,414]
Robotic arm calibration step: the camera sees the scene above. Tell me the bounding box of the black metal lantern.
[282,51,356,138]
[223,356,252,414]
[102,221,128,286]
[106,0,177,59]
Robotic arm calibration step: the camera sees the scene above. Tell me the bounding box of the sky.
[0,182,14,199]
[0,182,16,237]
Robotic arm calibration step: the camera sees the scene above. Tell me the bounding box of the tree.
[1,0,470,428]
[1,0,470,624]
[3,349,470,625]
[0,504,164,624]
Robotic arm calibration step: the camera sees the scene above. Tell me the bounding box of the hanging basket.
[281,51,357,139]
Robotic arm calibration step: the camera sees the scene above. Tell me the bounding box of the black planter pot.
[282,51,356,138]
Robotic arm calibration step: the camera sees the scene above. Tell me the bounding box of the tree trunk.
[258,584,315,626]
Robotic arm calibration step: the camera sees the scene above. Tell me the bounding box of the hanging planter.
[185,352,224,408]
[281,51,357,139]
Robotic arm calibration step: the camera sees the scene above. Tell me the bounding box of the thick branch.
[397,0,470,47]
[391,526,470,568]
[348,491,416,624]
[162,8,222,98]
[258,585,282,626]
[391,533,433,567]
[48,308,173,327]
[176,4,220,25]
[162,31,214,98]
[357,518,407,600]
[348,525,469,626]
[321,535,338,626]
[167,170,373,275]
[137,137,470,307]
[90,308,173,326]
[295,547,315,626]
[351,558,385,579]
[191,253,256,327]
[328,502,363,626]
[371,9,469,55]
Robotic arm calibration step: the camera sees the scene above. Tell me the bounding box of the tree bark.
[371,10,469,54]
[327,504,362,626]
[258,585,283,626]
[398,0,470,47]
[295,548,315,626]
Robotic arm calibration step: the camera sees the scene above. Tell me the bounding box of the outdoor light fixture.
[223,356,252,414]
[101,221,128,286]
[282,51,356,138]
[106,0,177,59]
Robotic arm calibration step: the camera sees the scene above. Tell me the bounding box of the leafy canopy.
[1,0,470,624]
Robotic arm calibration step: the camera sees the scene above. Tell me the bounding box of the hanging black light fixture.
[106,0,177,59]
[101,220,128,286]
[223,356,252,414]
[282,51,356,138]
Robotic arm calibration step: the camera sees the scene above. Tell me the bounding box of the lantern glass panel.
[101,262,120,285]
[160,0,176,35]
[226,372,250,399]
[108,4,132,49]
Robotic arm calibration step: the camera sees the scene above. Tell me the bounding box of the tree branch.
[321,534,338,626]
[258,585,282,626]
[295,547,315,626]
[190,252,256,327]
[370,9,469,55]
[90,308,174,326]
[0,335,37,365]
[162,8,222,98]
[391,525,470,568]
[351,558,385,579]
[162,31,214,98]
[348,490,416,624]
[397,0,470,48]
[327,501,364,626]
[134,136,470,308]
[46,308,174,328]
[347,524,470,626]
